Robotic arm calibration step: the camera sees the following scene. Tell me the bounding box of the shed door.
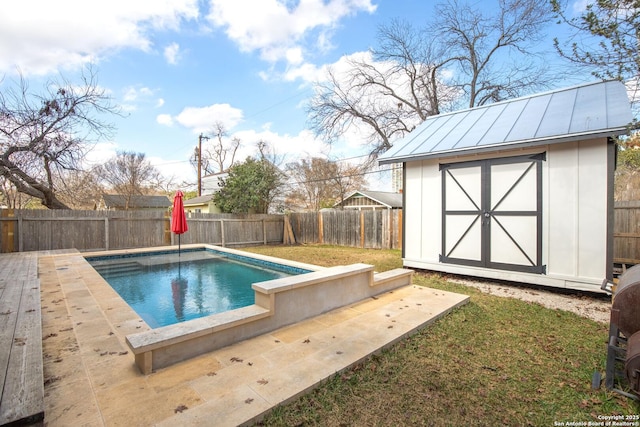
[441,154,545,274]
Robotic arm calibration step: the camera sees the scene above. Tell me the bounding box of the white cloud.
[571,0,590,14]
[285,47,304,66]
[285,50,430,153]
[83,141,118,166]
[149,156,197,187]
[229,127,331,163]
[284,62,325,83]
[282,49,372,84]
[206,0,376,64]
[156,114,174,126]
[160,103,244,133]
[124,86,154,102]
[0,0,199,75]
[121,85,159,111]
[164,42,181,65]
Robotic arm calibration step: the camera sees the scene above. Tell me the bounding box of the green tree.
[551,0,639,101]
[214,157,284,214]
[553,1,639,197]
[615,133,640,199]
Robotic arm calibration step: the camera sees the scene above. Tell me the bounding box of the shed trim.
[380,128,628,165]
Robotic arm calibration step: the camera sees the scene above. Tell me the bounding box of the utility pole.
[197,133,209,197]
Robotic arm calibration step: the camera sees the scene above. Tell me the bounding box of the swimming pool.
[87,248,311,328]
[78,244,413,373]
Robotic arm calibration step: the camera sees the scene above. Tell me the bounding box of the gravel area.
[448,277,612,324]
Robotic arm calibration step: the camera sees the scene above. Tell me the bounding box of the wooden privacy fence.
[0,208,403,253]
[289,209,403,250]
[4,203,637,257]
[0,209,284,253]
[614,201,640,265]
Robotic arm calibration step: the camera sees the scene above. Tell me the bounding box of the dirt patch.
[448,277,612,324]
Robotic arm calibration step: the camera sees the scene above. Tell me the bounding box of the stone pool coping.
[81,244,414,374]
[39,247,470,425]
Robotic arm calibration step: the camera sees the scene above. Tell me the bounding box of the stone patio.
[38,251,469,426]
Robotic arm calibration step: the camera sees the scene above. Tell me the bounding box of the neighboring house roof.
[183,194,215,206]
[336,190,403,209]
[378,80,633,165]
[102,194,171,209]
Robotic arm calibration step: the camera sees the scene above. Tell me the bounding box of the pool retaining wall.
[126,263,413,374]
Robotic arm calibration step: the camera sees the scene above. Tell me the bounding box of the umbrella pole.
[178,234,181,258]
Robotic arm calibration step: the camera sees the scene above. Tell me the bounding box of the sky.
[0,0,590,191]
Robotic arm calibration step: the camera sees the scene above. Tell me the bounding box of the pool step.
[92,261,143,277]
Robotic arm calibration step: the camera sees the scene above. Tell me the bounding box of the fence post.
[1,209,15,253]
[262,219,267,245]
[360,211,365,248]
[317,211,324,244]
[387,210,392,249]
[18,214,23,252]
[104,218,109,251]
[220,219,226,246]
[163,212,171,246]
[397,209,403,250]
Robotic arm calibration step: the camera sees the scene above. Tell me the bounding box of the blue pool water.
[87,250,308,328]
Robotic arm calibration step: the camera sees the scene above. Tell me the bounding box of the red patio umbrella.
[171,276,188,321]
[171,190,188,255]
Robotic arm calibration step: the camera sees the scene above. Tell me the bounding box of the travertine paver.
[39,252,469,426]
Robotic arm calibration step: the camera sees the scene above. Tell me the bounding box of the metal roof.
[183,194,215,205]
[378,80,633,165]
[102,194,171,209]
[336,190,403,208]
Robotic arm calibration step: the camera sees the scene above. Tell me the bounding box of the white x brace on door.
[440,154,545,274]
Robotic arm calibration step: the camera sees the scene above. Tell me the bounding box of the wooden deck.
[0,252,43,426]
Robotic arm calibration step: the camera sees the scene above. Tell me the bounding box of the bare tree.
[437,0,553,107]
[210,122,240,172]
[190,145,211,177]
[95,151,164,210]
[190,122,241,175]
[56,169,104,210]
[307,0,555,157]
[256,139,286,167]
[0,177,37,209]
[286,157,367,211]
[287,157,341,211]
[0,67,119,209]
[308,22,449,157]
[331,161,368,208]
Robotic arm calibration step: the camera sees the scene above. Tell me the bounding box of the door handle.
[482,211,490,226]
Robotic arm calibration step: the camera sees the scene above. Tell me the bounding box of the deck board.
[0,253,44,426]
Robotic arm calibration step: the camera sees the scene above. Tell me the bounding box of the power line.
[243,89,313,121]
[288,165,395,186]
[150,148,398,187]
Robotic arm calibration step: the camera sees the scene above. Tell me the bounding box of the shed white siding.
[381,81,632,293]
[403,139,613,291]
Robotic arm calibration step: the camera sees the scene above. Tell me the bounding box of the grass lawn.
[242,244,640,426]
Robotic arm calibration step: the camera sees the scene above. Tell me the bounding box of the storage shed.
[378,80,633,292]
